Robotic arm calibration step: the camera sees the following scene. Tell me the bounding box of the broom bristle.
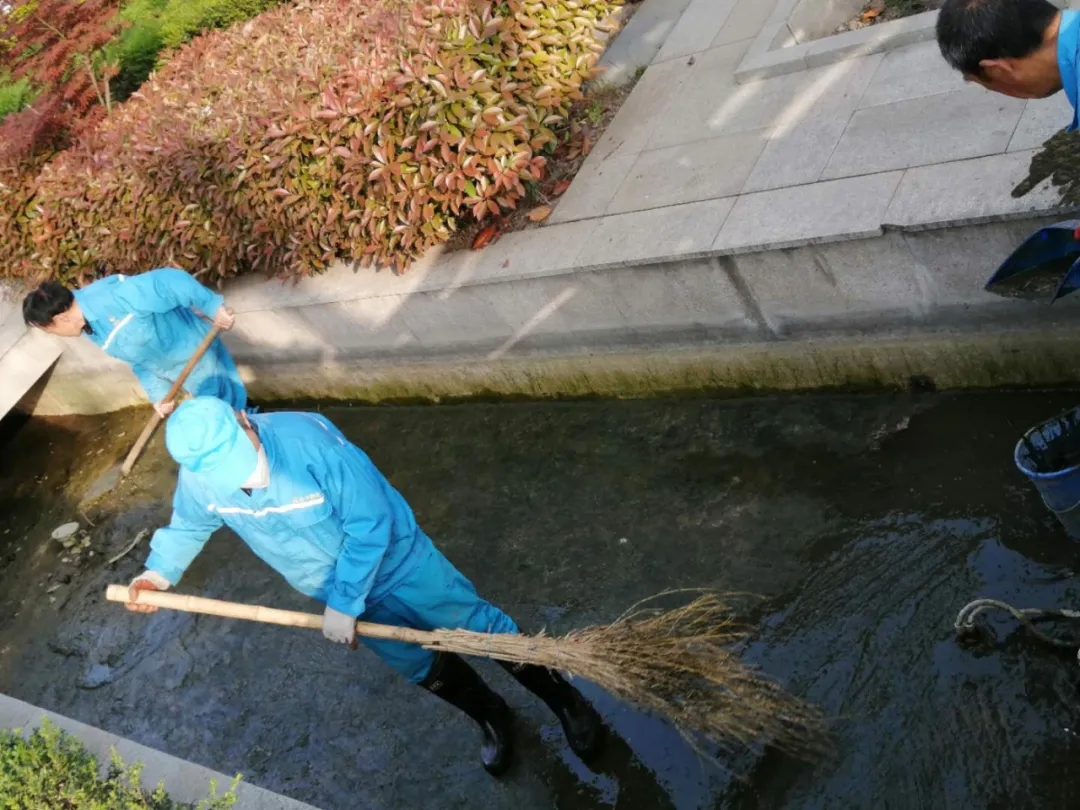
[422,593,829,761]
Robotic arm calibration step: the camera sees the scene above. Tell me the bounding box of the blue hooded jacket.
[146,410,426,618]
[74,268,246,409]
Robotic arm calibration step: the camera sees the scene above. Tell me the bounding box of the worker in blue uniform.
[937,0,1077,107]
[22,269,246,415]
[124,396,605,775]
[938,0,1080,238]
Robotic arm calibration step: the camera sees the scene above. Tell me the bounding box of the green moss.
[237,330,1080,409]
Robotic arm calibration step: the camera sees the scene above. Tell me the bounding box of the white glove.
[131,570,171,591]
[322,605,357,647]
[153,400,176,419]
[125,571,171,614]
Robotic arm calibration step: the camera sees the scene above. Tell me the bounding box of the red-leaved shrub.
[0,0,125,171]
[3,0,618,284]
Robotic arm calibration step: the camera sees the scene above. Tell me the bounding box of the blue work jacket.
[146,411,426,618]
[74,268,243,407]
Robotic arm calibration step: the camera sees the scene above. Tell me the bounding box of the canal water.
[1,390,1079,809]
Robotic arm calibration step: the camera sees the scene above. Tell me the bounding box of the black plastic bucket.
[1015,406,1080,537]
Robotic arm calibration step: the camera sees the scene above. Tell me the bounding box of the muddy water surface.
[1,392,1080,809]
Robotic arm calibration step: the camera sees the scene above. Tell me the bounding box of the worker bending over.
[937,0,1077,107]
[22,268,245,415]
[125,397,604,774]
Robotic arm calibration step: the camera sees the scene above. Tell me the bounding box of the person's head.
[22,281,85,337]
[166,397,261,492]
[937,0,1063,99]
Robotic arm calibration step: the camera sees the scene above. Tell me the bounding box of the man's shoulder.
[257,411,349,448]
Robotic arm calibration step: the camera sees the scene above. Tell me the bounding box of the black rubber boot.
[419,652,514,777]
[500,662,606,763]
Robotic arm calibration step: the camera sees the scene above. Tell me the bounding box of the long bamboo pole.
[106,585,441,646]
[121,325,223,477]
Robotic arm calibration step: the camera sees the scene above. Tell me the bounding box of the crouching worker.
[125,397,604,775]
[22,268,246,416]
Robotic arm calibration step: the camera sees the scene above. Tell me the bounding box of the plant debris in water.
[1014,128,1080,205]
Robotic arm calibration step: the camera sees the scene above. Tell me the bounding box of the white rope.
[955,598,1080,656]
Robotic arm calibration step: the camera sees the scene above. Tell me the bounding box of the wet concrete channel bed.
[2,391,1080,809]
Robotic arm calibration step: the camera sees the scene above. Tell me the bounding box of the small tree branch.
[32,12,64,40]
[79,54,107,112]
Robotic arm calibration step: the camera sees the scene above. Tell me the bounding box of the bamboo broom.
[106,585,829,760]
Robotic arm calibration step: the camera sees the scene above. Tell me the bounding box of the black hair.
[22,281,75,327]
[937,0,1061,76]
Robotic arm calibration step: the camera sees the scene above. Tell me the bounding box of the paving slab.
[741,114,850,193]
[654,0,737,63]
[596,0,695,86]
[821,88,1026,180]
[857,40,966,110]
[713,171,903,252]
[1008,92,1072,152]
[645,38,751,150]
[649,48,879,149]
[548,153,637,224]
[608,130,767,213]
[883,150,1068,230]
[711,0,780,47]
[478,220,599,281]
[591,55,697,165]
[575,198,735,269]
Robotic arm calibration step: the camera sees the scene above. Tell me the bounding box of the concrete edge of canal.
[9,211,1080,416]
[0,694,323,810]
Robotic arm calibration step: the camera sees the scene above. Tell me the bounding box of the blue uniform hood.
[166,397,258,492]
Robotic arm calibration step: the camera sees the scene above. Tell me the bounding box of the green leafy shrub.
[107,11,165,102]
[0,75,35,122]
[0,720,237,809]
[154,0,287,48]
[108,0,291,102]
[3,0,619,284]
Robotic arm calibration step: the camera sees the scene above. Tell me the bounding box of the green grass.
[108,0,291,101]
[0,720,238,809]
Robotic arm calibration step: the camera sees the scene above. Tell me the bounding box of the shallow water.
[1,391,1080,809]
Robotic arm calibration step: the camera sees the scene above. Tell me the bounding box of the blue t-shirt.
[1058,9,1080,131]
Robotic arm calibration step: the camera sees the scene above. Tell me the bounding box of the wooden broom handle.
[105,585,437,646]
[121,325,223,477]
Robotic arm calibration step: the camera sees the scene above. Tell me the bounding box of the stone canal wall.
[10,211,1080,417]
